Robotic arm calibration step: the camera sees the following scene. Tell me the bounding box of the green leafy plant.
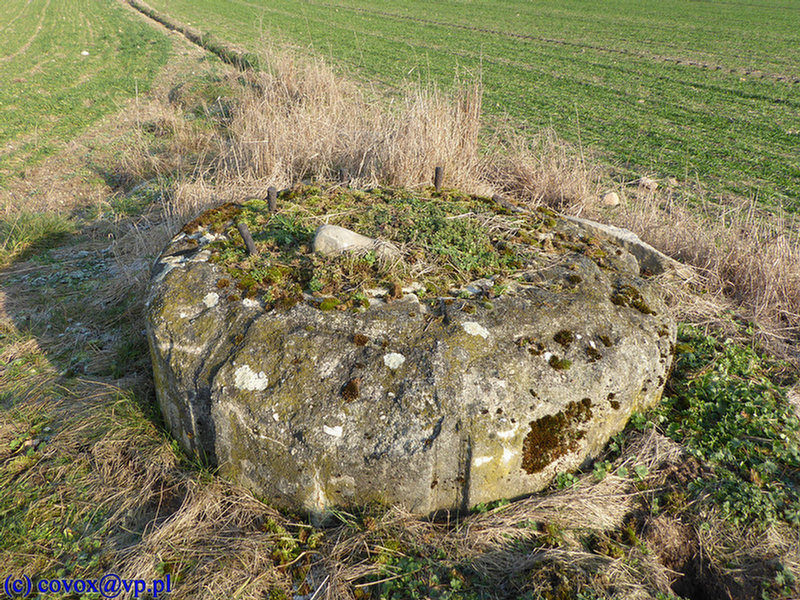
[555,472,577,489]
[656,326,800,529]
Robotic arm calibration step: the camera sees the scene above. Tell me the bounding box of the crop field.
[0,0,170,181]
[144,0,800,209]
[1,0,800,597]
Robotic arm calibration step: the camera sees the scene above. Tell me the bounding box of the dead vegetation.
[1,21,799,600]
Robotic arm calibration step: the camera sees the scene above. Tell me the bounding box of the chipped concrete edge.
[563,215,695,281]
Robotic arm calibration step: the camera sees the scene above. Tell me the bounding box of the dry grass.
[225,54,483,193]
[220,49,603,208]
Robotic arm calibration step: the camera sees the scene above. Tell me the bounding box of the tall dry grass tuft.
[118,481,297,599]
[220,50,603,205]
[222,51,487,193]
[483,124,601,208]
[591,192,800,354]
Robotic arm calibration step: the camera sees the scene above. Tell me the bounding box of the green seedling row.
[0,0,171,180]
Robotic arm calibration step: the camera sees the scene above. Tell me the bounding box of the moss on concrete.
[193,185,566,311]
[521,398,593,474]
[611,283,656,315]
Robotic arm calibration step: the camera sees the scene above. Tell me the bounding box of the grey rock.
[601,191,621,207]
[564,215,694,280]
[313,224,400,260]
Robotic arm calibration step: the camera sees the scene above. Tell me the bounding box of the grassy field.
[0,1,799,599]
[0,0,171,182]
[144,0,800,209]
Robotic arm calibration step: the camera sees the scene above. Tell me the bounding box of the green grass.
[144,0,800,210]
[654,326,800,531]
[189,185,581,310]
[0,211,76,265]
[0,0,171,180]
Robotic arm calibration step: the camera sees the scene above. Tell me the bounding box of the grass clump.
[199,185,553,310]
[367,545,490,600]
[0,212,76,265]
[656,326,800,530]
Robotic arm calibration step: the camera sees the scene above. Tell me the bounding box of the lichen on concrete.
[145,182,679,519]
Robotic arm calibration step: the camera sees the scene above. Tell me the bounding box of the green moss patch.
[553,329,575,347]
[610,283,656,315]
[548,355,572,370]
[521,398,593,474]
[190,185,561,311]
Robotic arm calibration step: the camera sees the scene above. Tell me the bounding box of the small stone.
[601,191,620,207]
[401,282,424,294]
[383,353,406,370]
[564,215,694,280]
[313,225,400,260]
[637,177,658,191]
[81,50,89,56]
[364,287,389,297]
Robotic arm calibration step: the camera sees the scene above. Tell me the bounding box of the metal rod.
[237,221,257,255]
[434,166,444,191]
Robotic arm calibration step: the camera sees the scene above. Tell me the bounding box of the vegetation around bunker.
[1,1,799,597]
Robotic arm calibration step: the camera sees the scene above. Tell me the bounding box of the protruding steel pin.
[237,221,257,255]
[434,166,444,192]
